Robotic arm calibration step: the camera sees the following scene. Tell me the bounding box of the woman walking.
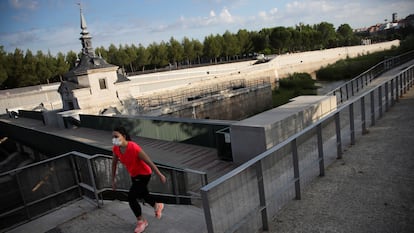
[111,126,166,233]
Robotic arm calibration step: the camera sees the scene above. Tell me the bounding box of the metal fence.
[328,50,414,104]
[200,63,414,232]
[0,151,207,232]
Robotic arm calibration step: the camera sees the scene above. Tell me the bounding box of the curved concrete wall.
[0,40,399,115]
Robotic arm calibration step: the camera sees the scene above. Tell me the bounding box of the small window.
[99,78,107,89]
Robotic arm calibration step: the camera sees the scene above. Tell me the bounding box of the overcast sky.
[0,0,413,55]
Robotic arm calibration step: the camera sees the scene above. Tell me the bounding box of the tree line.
[0,20,410,89]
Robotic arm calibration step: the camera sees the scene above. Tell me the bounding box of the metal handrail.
[327,50,414,104]
[0,151,207,230]
[201,63,414,233]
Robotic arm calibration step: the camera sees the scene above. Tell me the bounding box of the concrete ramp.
[7,199,207,233]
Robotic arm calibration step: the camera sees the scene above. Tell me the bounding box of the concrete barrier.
[230,95,337,164]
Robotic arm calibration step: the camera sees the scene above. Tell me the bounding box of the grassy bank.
[316,36,414,81]
[272,73,317,107]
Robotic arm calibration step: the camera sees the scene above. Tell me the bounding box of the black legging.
[128,174,156,217]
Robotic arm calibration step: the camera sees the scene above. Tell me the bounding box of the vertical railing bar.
[317,124,325,177]
[396,75,400,102]
[86,158,101,208]
[201,190,214,233]
[291,139,301,200]
[70,155,83,198]
[171,170,181,204]
[345,84,349,100]
[255,160,269,231]
[391,79,395,106]
[335,112,342,159]
[349,103,355,145]
[16,172,31,220]
[356,77,359,92]
[385,82,389,112]
[404,72,407,94]
[360,96,368,135]
[351,81,354,96]
[378,85,383,118]
[370,91,375,126]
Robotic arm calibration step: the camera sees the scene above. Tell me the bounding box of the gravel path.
[269,88,414,233]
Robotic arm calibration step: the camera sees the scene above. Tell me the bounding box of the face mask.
[112,137,122,146]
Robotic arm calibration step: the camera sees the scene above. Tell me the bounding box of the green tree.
[5,48,24,88]
[270,27,291,54]
[222,30,239,60]
[0,46,9,88]
[107,43,118,65]
[135,44,149,71]
[147,41,168,68]
[337,24,354,46]
[167,37,183,67]
[125,44,138,72]
[114,44,129,70]
[192,39,203,64]
[237,29,253,56]
[65,50,78,69]
[182,37,194,66]
[203,34,222,63]
[22,49,39,86]
[315,22,337,48]
[35,51,53,85]
[95,46,109,61]
[55,52,69,82]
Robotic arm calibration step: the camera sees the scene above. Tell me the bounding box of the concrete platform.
[7,199,207,233]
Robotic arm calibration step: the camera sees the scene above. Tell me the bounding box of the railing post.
[201,190,214,233]
[345,84,349,100]
[15,172,31,220]
[255,161,269,231]
[335,112,342,159]
[378,85,383,118]
[385,82,389,112]
[86,158,101,207]
[291,139,301,200]
[391,79,395,106]
[70,155,83,198]
[370,91,375,126]
[171,170,181,204]
[360,96,368,134]
[349,103,355,145]
[317,124,325,176]
[351,81,355,96]
[356,77,359,92]
[404,72,407,94]
[396,75,400,102]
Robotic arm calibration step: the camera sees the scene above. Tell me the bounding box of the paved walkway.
[269,88,414,232]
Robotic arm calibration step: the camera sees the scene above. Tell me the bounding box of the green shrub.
[272,73,317,107]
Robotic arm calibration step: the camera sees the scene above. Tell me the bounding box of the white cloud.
[270,8,278,15]
[210,10,216,17]
[9,0,38,10]
[219,8,234,23]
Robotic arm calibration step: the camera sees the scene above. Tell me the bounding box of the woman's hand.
[159,173,167,184]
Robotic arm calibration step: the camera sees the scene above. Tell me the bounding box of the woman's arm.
[111,154,119,190]
[139,150,167,183]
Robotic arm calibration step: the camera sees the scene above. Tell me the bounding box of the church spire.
[78,3,94,56]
